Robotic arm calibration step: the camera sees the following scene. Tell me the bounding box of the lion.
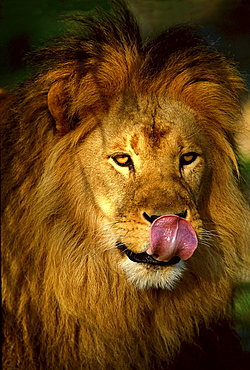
[1,1,249,369]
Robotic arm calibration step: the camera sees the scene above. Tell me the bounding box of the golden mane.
[1,1,249,369]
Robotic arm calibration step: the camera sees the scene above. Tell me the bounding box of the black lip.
[118,243,181,267]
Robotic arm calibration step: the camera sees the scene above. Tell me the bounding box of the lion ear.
[48,81,71,135]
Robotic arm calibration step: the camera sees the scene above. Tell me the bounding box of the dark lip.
[118,243,181,267]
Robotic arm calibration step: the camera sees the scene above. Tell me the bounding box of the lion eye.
[112,154,133,168]
[180,152,198,166]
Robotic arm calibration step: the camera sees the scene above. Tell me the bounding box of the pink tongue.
[147,215,198,262]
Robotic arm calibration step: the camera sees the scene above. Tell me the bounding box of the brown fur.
[1,1,249,369]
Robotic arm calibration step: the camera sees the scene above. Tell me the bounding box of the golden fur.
[1,1,249,369]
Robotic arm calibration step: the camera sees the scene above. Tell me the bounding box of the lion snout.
[142,210,188,224]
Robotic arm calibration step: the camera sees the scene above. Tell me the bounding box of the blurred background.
[0,0,250,89]
[0,0,249,353]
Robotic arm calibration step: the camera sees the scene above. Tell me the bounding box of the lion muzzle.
[120,214,198,266]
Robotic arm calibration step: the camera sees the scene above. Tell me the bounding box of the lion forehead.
[101,97,201,155]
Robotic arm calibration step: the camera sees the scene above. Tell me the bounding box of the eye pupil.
[184,154,194,162]
[112,154,132,167]
[181,152,198,166]
[117,155,129,164]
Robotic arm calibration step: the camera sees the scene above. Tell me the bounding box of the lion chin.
[120,258,186,290]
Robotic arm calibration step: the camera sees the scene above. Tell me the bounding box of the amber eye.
[112,154,133,168]
[180,152,198,166]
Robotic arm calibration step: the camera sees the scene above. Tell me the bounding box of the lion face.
[78,96,208,289]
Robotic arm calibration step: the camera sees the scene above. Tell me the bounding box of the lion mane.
[1,1,249,369]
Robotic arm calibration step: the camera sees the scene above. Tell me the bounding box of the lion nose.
[142,210,187,224]
[142,212,159,224]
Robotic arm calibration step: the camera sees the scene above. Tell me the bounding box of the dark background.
[1,0,250,89]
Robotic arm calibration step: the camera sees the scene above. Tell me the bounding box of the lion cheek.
[94,194,115,219]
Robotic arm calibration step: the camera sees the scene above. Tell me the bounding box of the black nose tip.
[175,210,187,218]
[143,210,187,223]
[142,212,159,223]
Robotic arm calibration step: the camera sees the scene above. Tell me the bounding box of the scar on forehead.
[143,121,172,148]
[130,123,172,154]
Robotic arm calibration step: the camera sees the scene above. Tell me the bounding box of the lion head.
[67,96,205,290]
[2,1,249,369]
